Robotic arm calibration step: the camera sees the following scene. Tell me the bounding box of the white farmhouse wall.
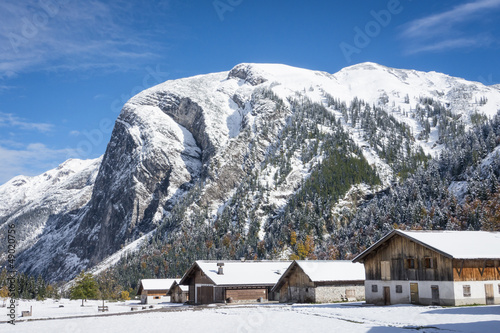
[454,280,500,306]
[146,295,170,304]
[365,280,500,306]
[410,281,455,306]
[365,280,410,305]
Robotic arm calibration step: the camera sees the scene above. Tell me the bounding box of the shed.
[137,278,178,304]
[272,260,365,303]
[167,281,189,303]
[179,260,291,304]
[353,230,500,306]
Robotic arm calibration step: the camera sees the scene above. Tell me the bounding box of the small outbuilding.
[167,281,189,303]
[272,260,365,303]
[353,230,500,306]
[137,278,178,304]
[179,260,291,304]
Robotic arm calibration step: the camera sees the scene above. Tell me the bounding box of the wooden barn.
[167,281,189,303]
[353,230,500,306]
[178,260,291,304]
[137,279,177,304]
[272,260,365,303]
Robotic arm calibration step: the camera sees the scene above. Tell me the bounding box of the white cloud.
[401,0,500,54]
[0,112,54,132]
[0,143,77,184]
[0,85,15,92]
[0,0,169,77]
[405,36,493,55]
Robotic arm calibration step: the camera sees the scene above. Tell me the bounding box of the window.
[372,285,378,293]
[463,285,471,297]
[396,285,403,293]
[424,257,434,269]
[498,284,500,294]
[154,296,160,299]
[381,261,391,280]
[407,258,416,269]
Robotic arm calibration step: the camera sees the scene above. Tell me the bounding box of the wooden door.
[431,285,439,305]
[214,287,225,302]
[485,284,494,305]
[197,286,214,304]
[410,283,419,304]
[383,286,391,305]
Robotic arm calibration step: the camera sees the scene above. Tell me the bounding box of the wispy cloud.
[0,112,54,132]
[401,0,500,54]
[0,1,170,77]
[0,85,15,92]
[0,142,77,184]
[405,36,494,55]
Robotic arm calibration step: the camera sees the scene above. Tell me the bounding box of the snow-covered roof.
[273,261,364,291]
[295,260,365,282]
[397,230,500,259]
[353,230,500,262]
[180,261,291,287]
[167,281,189,295]
[139,278,178,291]
[167,281,189,294]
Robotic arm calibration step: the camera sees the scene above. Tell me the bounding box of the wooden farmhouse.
[167,281,189,303]
[137,278,178,304]
[353,230,500,306]
[178,260,291,304]
[272,260,365,303]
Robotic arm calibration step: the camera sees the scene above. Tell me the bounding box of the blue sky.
[1,0,499,184]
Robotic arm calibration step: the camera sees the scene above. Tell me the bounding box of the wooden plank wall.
[288,265,314,288]
[453,259,500,281]
[364,234,454,281]
[226,288,267,301]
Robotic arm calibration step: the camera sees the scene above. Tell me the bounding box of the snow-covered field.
[2,299,499,332]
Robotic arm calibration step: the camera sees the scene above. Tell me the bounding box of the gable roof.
[353,230,500,263]
[273,260,365,291]
[137,278,178,295]
[167,281,189,295]
[179,260,291,287]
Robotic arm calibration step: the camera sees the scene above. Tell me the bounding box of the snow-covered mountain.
[0,158,101,276]
[2,62,500,282]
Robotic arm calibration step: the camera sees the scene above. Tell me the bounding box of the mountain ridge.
[2,62,500,282]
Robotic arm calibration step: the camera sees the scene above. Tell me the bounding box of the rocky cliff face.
[3,62,500,282]
[69,96,204,267]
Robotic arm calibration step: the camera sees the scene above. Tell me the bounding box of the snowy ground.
[2,299,499,332]
[1,298,183,321]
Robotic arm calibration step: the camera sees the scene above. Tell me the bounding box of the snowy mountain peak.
[228,63,268,86]
[3,62,500,282]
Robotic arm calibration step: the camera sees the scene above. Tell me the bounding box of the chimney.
[217,262,224,275]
